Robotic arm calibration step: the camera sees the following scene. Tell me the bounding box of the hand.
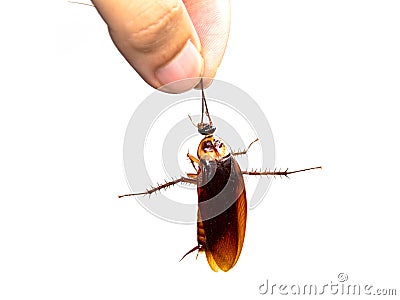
[92,0,230,93]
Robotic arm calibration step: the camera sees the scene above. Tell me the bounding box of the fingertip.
[155,40,204,93]
[94,0,204,93]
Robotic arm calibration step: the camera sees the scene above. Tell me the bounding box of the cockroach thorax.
[197,136,231,160]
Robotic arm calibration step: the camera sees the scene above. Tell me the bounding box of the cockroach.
[119,79,321,272]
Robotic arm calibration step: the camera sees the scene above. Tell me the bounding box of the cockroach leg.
[242,166,322,177]
[118,176,196,198]
[187,153,199,163]
[233,138,260,156]
[179,244,203,262]
[187,153,199,171]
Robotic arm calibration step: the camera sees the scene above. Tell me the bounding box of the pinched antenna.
[67,1,94,7]
[190,78,216,136]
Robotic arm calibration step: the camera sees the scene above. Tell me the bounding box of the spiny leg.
[233,138,260,156]
[187,153,199,172]
[242,166,322,177]
[118,176,196,198]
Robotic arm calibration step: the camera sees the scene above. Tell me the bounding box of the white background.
[1,0,399,299]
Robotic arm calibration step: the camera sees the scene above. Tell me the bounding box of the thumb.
[93,0,204,93]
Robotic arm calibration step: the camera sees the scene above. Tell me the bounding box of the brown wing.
[197,155,247,272]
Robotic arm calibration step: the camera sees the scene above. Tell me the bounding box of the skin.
[92,0,231,93]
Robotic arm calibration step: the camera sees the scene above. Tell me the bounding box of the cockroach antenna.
[188,78,216,136]
[67,1,94,7]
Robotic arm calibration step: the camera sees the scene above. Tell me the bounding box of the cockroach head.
[188,115,216,136]
[198,123,216,136]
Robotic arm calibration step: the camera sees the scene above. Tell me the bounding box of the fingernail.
[194,77,213,90]
[155,40,203,93]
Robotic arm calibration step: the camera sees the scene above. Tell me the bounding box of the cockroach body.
[183,135,247,272]
[119,79,321,272]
